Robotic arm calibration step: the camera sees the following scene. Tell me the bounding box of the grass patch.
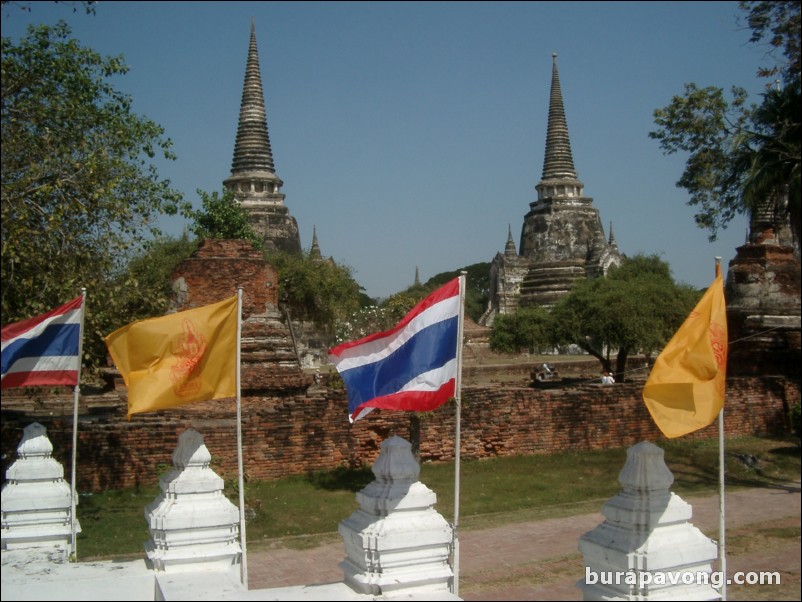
[725,520,802,555]
[77,486,158,561]
[75,435,800,560]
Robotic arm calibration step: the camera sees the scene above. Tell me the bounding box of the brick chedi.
[223,20,302,255]
[482,54,621,324]
[170,239,309,393]
[725,198,801,378]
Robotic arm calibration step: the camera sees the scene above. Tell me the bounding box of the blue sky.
[3,1,771,299]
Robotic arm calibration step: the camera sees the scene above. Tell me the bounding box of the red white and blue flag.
[1,296,84,389]
[329,277,462,423]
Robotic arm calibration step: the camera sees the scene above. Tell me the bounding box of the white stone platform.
[1,548,460,601]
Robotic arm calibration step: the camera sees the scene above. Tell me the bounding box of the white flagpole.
[452,272,466,597]
[718,408,727,600]
[235,288,248,588]
[715,256,727,601]
[70,288,87,560]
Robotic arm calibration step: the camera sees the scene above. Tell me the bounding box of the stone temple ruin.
[481,54,622,325]
[479,52,800,382]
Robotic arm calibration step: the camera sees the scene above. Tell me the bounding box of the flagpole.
[715,256,727,601]
[235,287,248,589]
[718,408,727,600]
[70,288,86,561]
[452,272,466,597]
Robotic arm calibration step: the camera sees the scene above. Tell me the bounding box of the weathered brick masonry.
[1,376,796,492]
[170,238,278,315]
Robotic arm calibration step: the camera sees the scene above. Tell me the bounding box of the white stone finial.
[145,429,241,573]
[371,435,420,483]
[1,422,79,555]
[172,428,212,469]
[17,422,54,458]
[578,440,719,600]
[617,440,675,493]
[339,436,453,596]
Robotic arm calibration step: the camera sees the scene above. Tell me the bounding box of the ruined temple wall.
[726,242,801,378]
[170,239,279,315]
[1,376,795,492]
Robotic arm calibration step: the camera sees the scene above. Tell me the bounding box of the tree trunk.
[615,349,629,383]
[409,414,421,461]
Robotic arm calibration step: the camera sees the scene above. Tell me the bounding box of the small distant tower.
[309,226,323,261]
[504,223,517,256]
[223,20,302,254]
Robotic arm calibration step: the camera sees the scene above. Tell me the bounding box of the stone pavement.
[246,482,801,601]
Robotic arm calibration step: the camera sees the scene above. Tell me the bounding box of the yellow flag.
[105,296,238,418]
[642,268,728,438]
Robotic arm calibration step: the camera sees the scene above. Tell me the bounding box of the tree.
[548,255,700,381]
[110,234,198,320]
[390,262,491,323]
[1,22,187,354]
[1,1,97,16]
[420,263,490,323]
[743,0,800,85]
[734,84,800,244]
[266,250,362,337]
[86,234,198,369]
[489,306,551,354]
[189,188,262,248]
[649,1,800,245]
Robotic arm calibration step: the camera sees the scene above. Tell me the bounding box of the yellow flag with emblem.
[642,266,728,438]
[105,296,237,418]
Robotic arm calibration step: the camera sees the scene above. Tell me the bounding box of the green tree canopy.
[384,263,491,324]
[423,263,490,323]
[189,188,262,249]
[109,234,198,321]
[1,22,187,340]
[649,1,800,244]
[266,250,362,337]
[489,305,551,355]
[548,255,700,380]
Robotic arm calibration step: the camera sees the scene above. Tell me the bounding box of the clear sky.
[3,1,770,300]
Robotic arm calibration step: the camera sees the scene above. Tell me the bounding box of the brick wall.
[171,239,278,316]
[1,376,796,492]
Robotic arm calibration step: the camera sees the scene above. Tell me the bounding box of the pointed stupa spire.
[541,53,577,181]
[505,224,517,256]
[310,226,322,260]
[223,20,301,254]
[534,53,584,203]
[607,221,619,255]
[230,19,277,176]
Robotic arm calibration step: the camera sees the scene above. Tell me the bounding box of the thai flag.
[1,296,84,389]
[329,277,461,423]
